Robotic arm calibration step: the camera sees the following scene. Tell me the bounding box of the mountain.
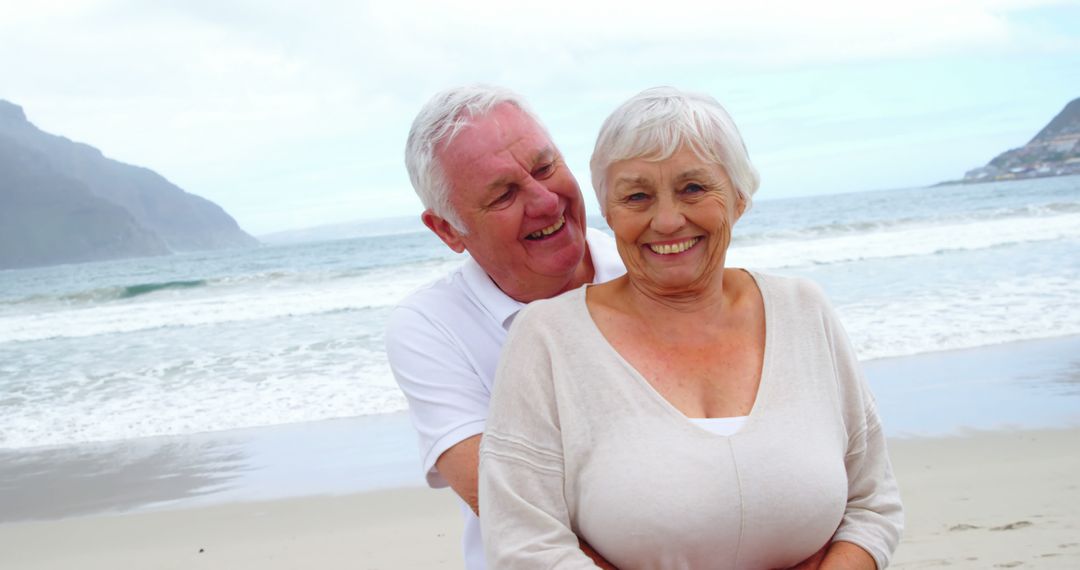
[959,97,1080,183]
[0,100,258,269]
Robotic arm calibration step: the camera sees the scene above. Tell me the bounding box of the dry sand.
[0,487,464,570]
[1,428,1077,569]
[889,429,1079,569]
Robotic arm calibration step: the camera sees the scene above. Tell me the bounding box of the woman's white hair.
[590,86,759,215]
[405,85,544,233]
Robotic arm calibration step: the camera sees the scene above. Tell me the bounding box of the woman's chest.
[611,335,766,418]
[562,377,849,569]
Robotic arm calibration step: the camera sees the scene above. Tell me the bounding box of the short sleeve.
[386,305,490,487]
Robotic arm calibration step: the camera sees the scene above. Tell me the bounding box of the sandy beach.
[2,336,1078,569]
[1,429,1077,569]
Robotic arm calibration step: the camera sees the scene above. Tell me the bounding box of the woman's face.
[604,145,744,298]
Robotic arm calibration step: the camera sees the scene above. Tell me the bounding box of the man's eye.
[488,187,517,208]
[533,163,555,179]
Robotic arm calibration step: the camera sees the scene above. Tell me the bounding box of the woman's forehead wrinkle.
[614,174,654,191]
[674,168,711,182]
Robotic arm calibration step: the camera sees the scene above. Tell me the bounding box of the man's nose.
[522,179,560,218]
[650,196,685,234]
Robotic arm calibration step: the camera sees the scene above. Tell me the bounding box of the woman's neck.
[621,268,738,323]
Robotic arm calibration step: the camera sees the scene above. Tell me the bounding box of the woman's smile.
[645,236,702,256]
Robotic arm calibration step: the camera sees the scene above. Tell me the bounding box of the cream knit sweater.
[479,272,903,569]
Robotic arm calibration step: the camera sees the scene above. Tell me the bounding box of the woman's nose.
[650,197,685,234]
[522,180,560,218]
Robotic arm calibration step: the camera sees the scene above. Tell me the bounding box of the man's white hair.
[405,85,545,233]
[590,86,760,215]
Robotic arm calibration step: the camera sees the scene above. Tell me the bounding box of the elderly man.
[386,85,624,569]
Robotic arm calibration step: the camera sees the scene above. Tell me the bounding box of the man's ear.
[422,210,466,253]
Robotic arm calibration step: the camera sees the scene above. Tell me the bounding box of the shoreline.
[1,334,1078,525]
[1,334,1078,567]
[2,428,1077,569]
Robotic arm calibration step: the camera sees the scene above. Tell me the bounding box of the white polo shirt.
[386,228,625,570]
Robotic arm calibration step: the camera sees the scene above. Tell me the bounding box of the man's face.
[424,103,590,302]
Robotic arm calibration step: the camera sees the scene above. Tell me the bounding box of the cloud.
[1,0,1076,232]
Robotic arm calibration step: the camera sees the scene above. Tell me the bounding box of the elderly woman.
[478,87,903,569]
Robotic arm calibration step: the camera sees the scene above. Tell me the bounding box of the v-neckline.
[578,270,774,438]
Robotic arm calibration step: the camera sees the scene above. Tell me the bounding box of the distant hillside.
[259,216,426,244]
[959,97,1080,183]
[0,100,258,269]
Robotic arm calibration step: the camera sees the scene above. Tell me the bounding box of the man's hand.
[434,434,482,514]
[786,544,827,569]
[784,541,874,570]
[581,539,619,569]
[819,541,876,570]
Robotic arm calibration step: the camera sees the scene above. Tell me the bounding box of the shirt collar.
[461,257,526,331]
[461,227,625,331]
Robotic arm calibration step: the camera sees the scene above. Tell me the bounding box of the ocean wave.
[842,275,1080,361]
[0,350,409,450]
[0,314,408,450]
[0,258,465,343]
[1,256,452,309]
[119,279,207,299]
[729,212,1080,270]
[2,278,209,306]
[736,201,1080,245]
[3,255,1076,450]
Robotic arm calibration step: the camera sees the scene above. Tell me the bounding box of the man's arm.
[435,434,482,514]
[386,306,489,488]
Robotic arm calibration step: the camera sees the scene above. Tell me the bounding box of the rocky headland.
[955,97,1080,184]
[0,100,258,269]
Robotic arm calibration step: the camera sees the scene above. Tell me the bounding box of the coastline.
[2,334,1078,568]
[2,429,1077,569]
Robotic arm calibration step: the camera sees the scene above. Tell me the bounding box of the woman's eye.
[683,183,705,194]
[626,192,649,202]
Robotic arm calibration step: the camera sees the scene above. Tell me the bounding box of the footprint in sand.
[993,562,1023,568]
[948,523,980,532]
[990,521,1033,531]
[1059,543,1079,549]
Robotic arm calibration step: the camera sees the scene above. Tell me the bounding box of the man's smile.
[525,215,565,240]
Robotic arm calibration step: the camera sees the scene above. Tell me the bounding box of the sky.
[2,0,1078,235]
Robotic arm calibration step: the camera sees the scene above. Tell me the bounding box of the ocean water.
[1,176,1078,450]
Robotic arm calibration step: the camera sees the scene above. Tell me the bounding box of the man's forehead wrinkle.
[478,141,553,192]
